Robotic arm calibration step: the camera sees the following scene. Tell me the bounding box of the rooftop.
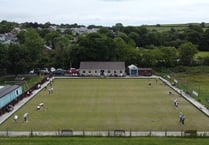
[79,61,125,70]
[0,85,20,99]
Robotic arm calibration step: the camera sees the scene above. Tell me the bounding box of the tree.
[123,47,141,66]
[113,37,128,61]
[145,31,164,47]
[99,27,114,38]
[203,56,209,65]
[0,20,18,33]
[113,23,124,32]
[184,25,204,49]
[0,44,8,75]
[23,28,44,68]
[128,32,139,47]
[137,26,149,47]
[123,26,138,35]
[160,47,178,67]
[200,22,205,28]
[17,30,26,44]
[140,49,155,67]
[199,29,209,51]
[77,32,116,61]
[178,42,198,66]
[7,44,28,74]
[44,31,62,49]
[152,48,164,66]
[117,32,129,43]
[52,36,72,68]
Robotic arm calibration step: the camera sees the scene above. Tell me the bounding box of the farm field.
[144,23,209,32]
[195,51,209,59]
[0,78,208,131]
[173,73,209,108]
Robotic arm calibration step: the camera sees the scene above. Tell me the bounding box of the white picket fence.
[0,130,209,137]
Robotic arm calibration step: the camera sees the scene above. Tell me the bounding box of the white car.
[29,69,34,74]
[50,67,56,72]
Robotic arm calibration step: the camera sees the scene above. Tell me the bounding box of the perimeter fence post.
[181,128,183,136]
[6,127,8,137]
[58,128,60,136]
[30,128,33,137]
[149,130,152,136]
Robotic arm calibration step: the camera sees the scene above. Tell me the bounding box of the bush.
[170,66,186,73]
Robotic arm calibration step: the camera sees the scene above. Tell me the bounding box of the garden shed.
[128,64,138,76]
[138,68,153,76]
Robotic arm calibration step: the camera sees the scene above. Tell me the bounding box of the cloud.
[0,0,209,25]
[100,0,131,1]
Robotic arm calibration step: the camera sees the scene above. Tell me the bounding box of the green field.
[0,137,209,145]
[144,23,209,32]
[195,51,209,59]
[0,78,208,131]
[173,73,209,108]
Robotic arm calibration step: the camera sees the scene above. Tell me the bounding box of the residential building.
[0,33,18,44]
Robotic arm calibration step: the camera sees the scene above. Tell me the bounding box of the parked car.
[53,68,65,76]
[39,68,50,75]
[50,67,56,72]
[66,68,79,76]
[29,69,35,74]
[29,68,40,74]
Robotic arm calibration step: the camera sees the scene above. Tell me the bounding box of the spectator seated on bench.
[36,83,41,89]
[6,105,14,112]
[171,82,176,86]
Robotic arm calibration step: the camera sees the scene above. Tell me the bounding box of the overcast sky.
[0,0,209,26]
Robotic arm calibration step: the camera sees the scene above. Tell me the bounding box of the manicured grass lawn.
[0,137,209,145]
[0,78,208,131]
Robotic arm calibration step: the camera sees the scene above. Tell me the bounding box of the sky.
[0,0,209,26]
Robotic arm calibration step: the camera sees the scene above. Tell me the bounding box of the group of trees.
[0,29,44,74]
[0,21,209,75]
